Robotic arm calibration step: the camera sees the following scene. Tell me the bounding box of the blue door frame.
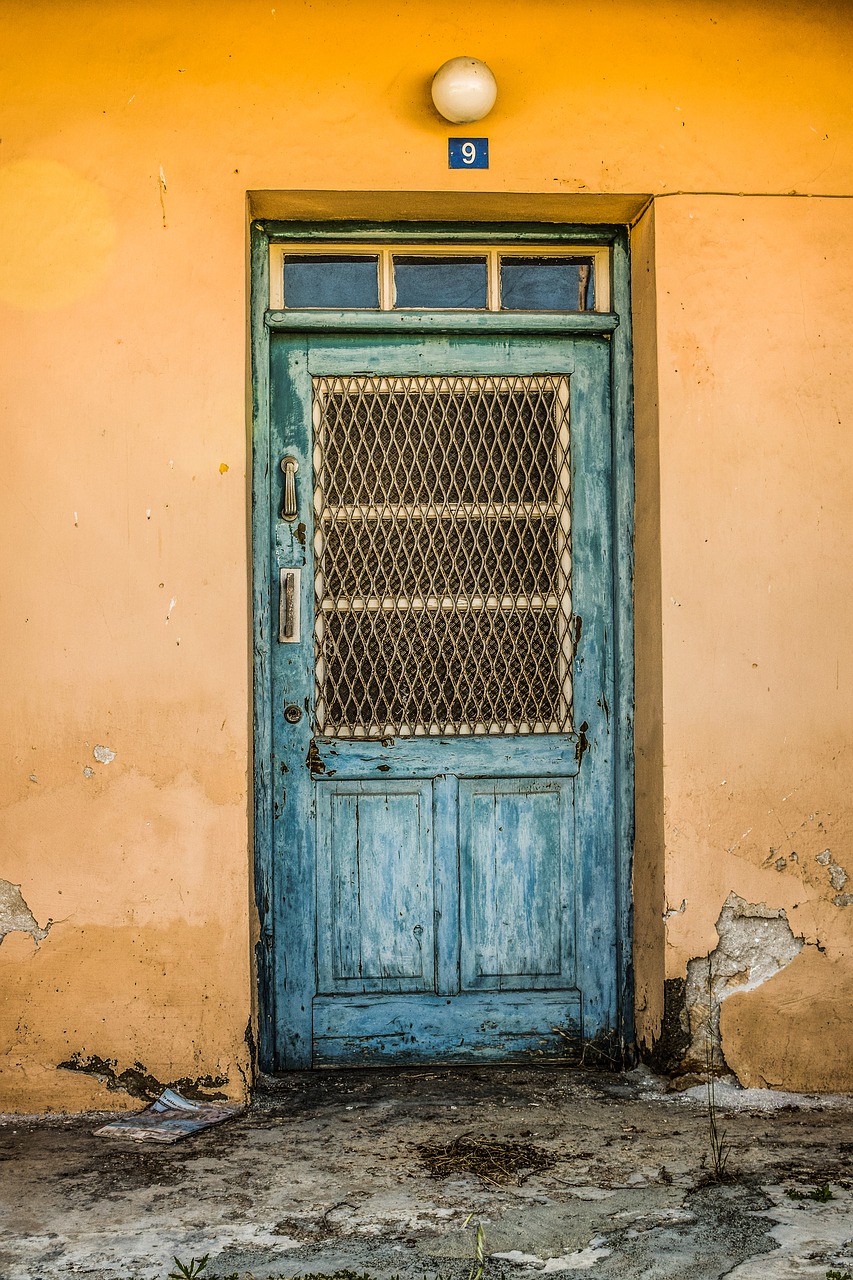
[251,222,635,1071]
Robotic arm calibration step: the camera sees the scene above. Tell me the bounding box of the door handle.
[280,455,299,521]
[278,567,301,643]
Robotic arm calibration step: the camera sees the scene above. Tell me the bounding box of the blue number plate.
[448,138,489,170]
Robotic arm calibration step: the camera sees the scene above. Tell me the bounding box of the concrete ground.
[1,1066,852,1280]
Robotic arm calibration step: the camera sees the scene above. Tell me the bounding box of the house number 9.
[448,138,489,169]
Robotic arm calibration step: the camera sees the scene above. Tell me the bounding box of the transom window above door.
[268,244,611,312]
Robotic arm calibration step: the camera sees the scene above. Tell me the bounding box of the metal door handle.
[279,567,301,643]
[280,455,299,521]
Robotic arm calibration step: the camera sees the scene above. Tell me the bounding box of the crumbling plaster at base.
[0,880,50,945]
[56,1051,230,1102]
[682,893,804,1077]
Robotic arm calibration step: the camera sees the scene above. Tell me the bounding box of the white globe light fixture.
[431,57,497,124]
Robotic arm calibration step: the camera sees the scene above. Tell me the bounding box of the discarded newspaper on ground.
[94,1088,245,1143]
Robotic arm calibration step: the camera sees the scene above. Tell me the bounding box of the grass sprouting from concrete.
[704,958,732,1183]
[787,1182,834,1202]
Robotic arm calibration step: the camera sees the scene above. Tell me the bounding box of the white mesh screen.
[312,374,573,737]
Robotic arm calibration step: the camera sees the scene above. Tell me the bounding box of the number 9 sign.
[448,138,489,170]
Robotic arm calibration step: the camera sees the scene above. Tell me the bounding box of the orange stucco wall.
[1,0,851,1108]
[652,193,853,1086]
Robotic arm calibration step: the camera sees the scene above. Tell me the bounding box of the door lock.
[284,704,302,725]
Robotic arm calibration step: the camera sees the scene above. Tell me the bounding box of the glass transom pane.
[393,256,488,309]
[312,374,573,738]
[283,255,379,309]
[500,257,594,312]
[270,244,609,311]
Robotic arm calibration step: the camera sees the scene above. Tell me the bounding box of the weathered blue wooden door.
[266,327,617,1068]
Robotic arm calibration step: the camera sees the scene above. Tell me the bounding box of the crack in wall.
[0,880,51,945]
[682,893,804,1076]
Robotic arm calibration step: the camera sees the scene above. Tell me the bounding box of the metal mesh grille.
[313,375,572,737]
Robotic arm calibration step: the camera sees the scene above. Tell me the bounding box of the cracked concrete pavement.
[1,1067,852,1279]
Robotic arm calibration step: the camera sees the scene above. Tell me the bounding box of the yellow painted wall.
[1,0,851,1108]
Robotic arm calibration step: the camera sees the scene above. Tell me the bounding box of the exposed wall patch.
[815,849,849,893]
[682,893,804,1075]
[0,880,51,945]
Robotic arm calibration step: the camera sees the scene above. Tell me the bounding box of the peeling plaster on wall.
[756,821,852,915]
[0,880,50,945]
[815,849,849,893]
[92,744,116,765]
[57,1052,229,1101]
[682,893,804,1077]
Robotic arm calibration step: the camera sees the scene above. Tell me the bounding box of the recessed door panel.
[460,779,575,991]
[316,782,435,994]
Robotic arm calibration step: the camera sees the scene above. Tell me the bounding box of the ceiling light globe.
[431,57,497,124]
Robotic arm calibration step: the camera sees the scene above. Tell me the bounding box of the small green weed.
[788,1183,834,1202]
[826,1270,853,1280]
[168,1259,209,1280]
[464,1215,487,1280]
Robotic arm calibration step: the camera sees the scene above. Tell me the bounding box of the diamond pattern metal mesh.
[312,374,572,737]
